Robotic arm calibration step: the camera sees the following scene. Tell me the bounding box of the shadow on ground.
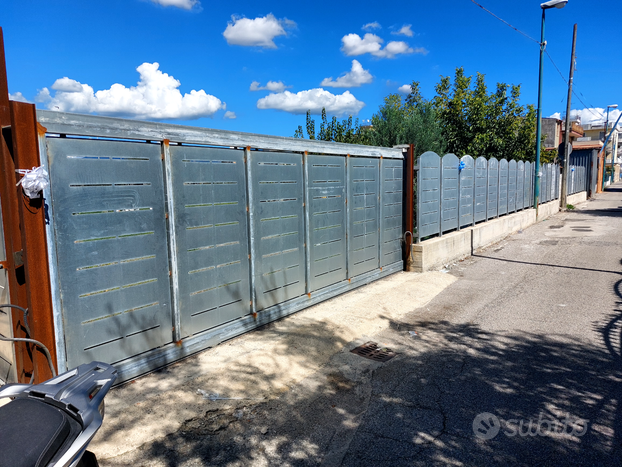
[101,309,622,466]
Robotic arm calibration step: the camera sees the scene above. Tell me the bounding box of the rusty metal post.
[10,100,57,381]
[0,27,34,382]
[403,144,414,270]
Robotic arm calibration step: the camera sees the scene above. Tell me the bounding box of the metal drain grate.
[350,342,396,362]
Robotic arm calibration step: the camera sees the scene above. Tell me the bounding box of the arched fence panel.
[498,159,508,216]
[487,157,499,219]
[517,161,524,211]
[508,160,517,214]
[459,155,474,228]
[441,153,460,233]
[417,151,441,239]
[474,156,488,222]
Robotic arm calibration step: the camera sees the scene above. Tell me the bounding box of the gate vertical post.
[244,147,257,315]
[162,139,181,342]
[10,101,57,382]
[303,151,311,293]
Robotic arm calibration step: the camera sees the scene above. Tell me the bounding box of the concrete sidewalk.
[95,186,622,466]
[93,267,458,461]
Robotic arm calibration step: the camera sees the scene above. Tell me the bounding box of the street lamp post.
[534,0,568,213]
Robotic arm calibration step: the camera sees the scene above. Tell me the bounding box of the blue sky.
[3,0,621,137]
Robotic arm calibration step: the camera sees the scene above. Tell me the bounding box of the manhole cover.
[350,342,396,362]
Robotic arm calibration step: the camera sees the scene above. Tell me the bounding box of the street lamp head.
[541,0,568,9]
[608,104,619,109]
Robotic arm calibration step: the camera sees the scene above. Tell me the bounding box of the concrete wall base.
[567,191,587,206]
[409,195,586,272]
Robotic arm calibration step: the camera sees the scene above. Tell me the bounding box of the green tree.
[293,69,536,161]
[294,109,370,145]
[434,68,536,161]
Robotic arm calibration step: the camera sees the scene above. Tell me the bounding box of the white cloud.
[341,33,425,59]
[51,77,83,92]
[256,88,365,116]
[568,108,622,127]
[9,92,29,103]
[320,60,373,88]
[398,84,412,94]
[223,14,295,48]
[392,24,414,37]
[38,62,225,120]
[250,80,289,92]
[150,0,199,10]
[362,22,381,31]
[223,111,237,119]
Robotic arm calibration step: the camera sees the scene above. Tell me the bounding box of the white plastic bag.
[16,166,49,199]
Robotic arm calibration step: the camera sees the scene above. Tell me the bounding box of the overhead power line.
[470,0,604,121]
[469,0,540,45]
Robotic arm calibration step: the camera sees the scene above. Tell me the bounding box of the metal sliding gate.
[37,111,404,381]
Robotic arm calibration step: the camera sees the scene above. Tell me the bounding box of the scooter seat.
[0,397,79,467]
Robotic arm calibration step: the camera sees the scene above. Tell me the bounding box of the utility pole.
[560,23,577,209]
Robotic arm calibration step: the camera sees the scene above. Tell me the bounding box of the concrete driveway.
[96,186,622,466]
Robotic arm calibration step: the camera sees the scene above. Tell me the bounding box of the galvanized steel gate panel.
[307,155,346,291]
[380,159,403,266]
[417,151,441,239]
[348,157,380,277]
[441,154,459,233]
[39,111,404,380]
[474,157,487,222]
[45,138,174,369]
[169,146,250,337]
[251,152,306,311]
[459,155,474,227]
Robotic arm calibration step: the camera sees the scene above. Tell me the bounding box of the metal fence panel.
[441,153,459,233]
[380,158,404,267]
[487,157,499,218]
[459,155,474,227]
[348,157,380,277]
[516,161,524,211]
[251,152,306,311]
[541,163,548,203]
[508,160,517,213]
[474,156,487,222]
[169,146,251,337]
[524,161,531,208]
[550,164,557,200]
[417,151,441,239]
[307,155,347,291]
[498,159,508,215]
[46,138,174,369]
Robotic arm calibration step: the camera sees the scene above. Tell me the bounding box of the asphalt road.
[104,186,622,467]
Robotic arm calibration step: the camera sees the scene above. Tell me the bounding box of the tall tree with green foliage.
[434,67,536,161]
[368,82,446,155]
[293,68,536,161]
[294,109,370,145]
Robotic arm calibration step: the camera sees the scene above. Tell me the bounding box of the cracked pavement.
[99,186,622,466]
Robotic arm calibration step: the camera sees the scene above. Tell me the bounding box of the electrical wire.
[0,304,57,382]
[470,0,605,123]
[544,50,605,120]
[470,0,541,45]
